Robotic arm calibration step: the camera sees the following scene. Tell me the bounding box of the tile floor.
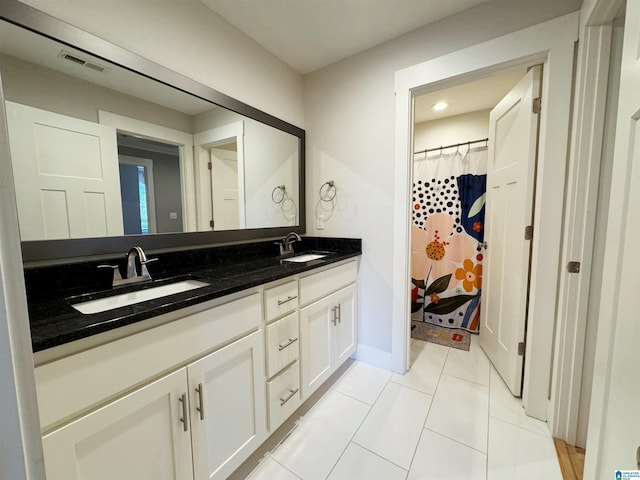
[246,336,563,480]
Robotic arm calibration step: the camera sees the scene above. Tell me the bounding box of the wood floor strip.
[553,437,585,480]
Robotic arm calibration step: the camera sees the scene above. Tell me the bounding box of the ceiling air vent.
[58,50,107,73]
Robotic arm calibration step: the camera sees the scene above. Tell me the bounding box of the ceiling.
[414,66,528,123]
[199,0,490,74]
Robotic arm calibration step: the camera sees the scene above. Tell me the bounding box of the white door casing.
[584,0,640,476]
[98,111,196,232]
[6,102,123,240]
[480,66,541,396]
[393,12,578,420]
[0,74,46,480]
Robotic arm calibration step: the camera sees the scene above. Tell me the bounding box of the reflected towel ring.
[272,185,286,204]
[319,181,336,202]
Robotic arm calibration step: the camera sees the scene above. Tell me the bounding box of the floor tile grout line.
[268,457,304,480]
[487,364,553,439]
[485,361,494,480]
[439,371,491,389]
[321,372,391,480]
[405,345,450,475]
[423,426,490,456]
[343,358,435,477]
[349,440,410,474]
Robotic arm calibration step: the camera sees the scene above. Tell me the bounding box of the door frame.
[0,75,45,478]
[550,0,625,447]
[98,110,196,231]
[393,12,578,420]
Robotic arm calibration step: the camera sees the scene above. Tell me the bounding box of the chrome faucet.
[98,246,157,286]
[277,232,301,255]
[126,246,156,282]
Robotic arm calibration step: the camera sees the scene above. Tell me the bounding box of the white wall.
[413,110,490,153]
[303,0,581,365]
[21,0,304,128]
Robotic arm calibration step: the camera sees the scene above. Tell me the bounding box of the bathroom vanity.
[27,238,361,480]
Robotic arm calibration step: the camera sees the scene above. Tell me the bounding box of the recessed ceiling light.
[431,102,449,112]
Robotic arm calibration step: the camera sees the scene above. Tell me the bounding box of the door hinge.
[532,97,542,114]
[207,162,212,171]
[209,219,214,228]
[518,342,526,356]
[524,225,533,240]
[567,261,581,274]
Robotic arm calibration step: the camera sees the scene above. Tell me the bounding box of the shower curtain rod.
[414,137,489,155]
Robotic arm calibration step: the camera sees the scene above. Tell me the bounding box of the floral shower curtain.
[411,147,488,333]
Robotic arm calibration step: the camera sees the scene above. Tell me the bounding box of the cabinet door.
[42,369,193,480]
[188,330,267,480]
[333,284,357,366]
[299,295,334,400]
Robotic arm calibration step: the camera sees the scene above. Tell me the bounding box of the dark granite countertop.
[26,237,361,352]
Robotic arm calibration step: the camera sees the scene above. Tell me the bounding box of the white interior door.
[479,66,541,396]
[6,102,123,240]
[193,122,245,231]
[588,0,640,475]
[210,147,240,230]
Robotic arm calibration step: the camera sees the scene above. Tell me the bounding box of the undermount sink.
[70,279,211,314]
[283,253,328,263]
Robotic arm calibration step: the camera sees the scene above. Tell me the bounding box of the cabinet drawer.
[299,260,357,306]
[265,312,299,378]
[264,280,298,322]
[267,361,301,432]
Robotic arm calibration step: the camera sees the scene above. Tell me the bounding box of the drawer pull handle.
[331,306,338,326]
[195,383,205,421]
[277,295,298,306]
[179,393,188,432]
[278,337,299,351]
[280,388,299,406]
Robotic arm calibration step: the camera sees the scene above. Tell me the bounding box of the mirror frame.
[0,0,305,264]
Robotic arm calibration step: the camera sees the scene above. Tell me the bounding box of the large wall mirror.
[0,0,305,264]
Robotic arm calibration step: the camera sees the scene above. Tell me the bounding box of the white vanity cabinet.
[299,261,357,400]
[188,330,266,480]
[35,292,266,480]
[42,368,194,480]
[35,257,359,479]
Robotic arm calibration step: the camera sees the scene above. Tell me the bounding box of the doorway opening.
[116,133,183,235]
[393,13,578,423]
[409,64,540,398]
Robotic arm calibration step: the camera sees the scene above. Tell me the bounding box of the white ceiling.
[199,0,490,74]
[414,66,528,123]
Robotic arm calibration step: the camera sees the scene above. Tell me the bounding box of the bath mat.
[411,321,471,351]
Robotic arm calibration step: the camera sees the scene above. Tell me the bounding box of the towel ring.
[319,181,336,202]
[272,185,286,204]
